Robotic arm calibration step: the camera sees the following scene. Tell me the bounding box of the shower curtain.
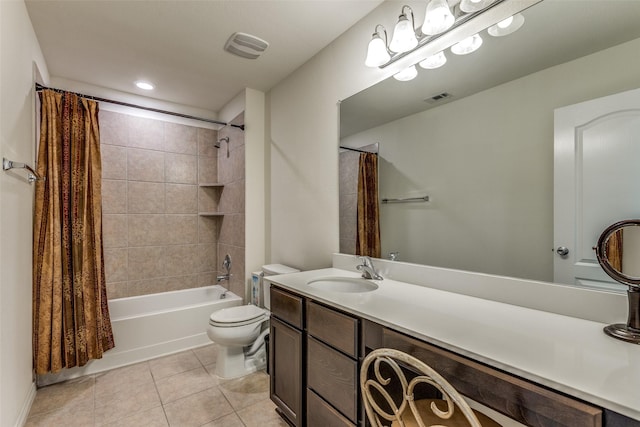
[33,89,114,374]
[606,229,623,272]
[356,152,381,258]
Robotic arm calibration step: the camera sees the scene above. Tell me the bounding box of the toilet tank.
[259,264,299,310]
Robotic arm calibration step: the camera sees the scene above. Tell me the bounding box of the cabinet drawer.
[383,329,602,427]
[307,337,358,423]
[307,301,358,357]
[270,286,303,329]
[307,388,355,427]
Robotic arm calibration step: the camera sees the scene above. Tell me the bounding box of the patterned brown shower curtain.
[356,152,381,258]
[33,89,114,375]
[606,229,623,273]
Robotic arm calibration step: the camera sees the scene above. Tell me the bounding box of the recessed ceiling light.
[135,81,154,90]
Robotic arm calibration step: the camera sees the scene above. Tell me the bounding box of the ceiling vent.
[224,32,269,59]
[423,92,453,104]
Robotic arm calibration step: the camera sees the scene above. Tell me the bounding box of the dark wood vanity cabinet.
[269,287,305,426]
[269,286,360,427]
[269,285,639,427]
[306,301,359,426]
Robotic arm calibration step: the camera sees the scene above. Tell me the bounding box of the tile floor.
[25,345,288,427]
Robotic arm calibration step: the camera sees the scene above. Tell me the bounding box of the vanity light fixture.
[451,33,483,55]
[365,0,535,81]
[389,5,419,53]
[135,81,154,90]
[460,0,497,13]
[393,65,418,81]
[422,0,455,36]
[365,25,391,67]
[488,13,525,36]
[418,51,447,69]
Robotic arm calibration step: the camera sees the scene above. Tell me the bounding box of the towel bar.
[2,157,45,183]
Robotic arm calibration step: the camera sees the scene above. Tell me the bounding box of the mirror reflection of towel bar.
[2,157,45,183]
[381,196,429,204]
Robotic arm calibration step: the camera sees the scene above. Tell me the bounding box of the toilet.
[206,264,299,379]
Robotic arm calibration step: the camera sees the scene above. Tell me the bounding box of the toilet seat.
[209,305,268,328]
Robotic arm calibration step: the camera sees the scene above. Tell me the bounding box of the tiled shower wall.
[339,150,359,255]
[100,110,245,299]
[216,121,245,297]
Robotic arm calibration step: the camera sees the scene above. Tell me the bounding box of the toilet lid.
[210,304,266,324]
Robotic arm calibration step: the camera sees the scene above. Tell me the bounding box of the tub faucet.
[357,256,383,280]
[216,254,232,298]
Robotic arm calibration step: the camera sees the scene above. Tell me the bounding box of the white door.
[554,88,640,290]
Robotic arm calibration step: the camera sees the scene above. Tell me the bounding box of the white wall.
[244,88,267,284]
[341,37,640,282]
[0,1,49,425]
[267,2,401,270]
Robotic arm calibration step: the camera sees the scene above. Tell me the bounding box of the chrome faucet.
[216,254,232,298]
[357,256,383,280]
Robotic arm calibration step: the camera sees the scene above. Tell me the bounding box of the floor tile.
[155,366,219,404]
[149,351,203,380]
[200,412,245,427]
[25,402,94,427]
[163,387,234,427]
[29,375,94,416]
[236,398,289,427]
[94,381,161,425]
[95,361,153,398]
[26,348,276,427]
[218,371,270,411]
[99,405,169,427]
[193,344,219,366]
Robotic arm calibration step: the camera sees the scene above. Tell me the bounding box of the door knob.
[556,246,569,256]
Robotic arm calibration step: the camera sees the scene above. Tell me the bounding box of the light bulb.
[393,65,418,81]
[488,14,525,37]
[451,34,483,55]
[421,0,455,36]
[365,34,390,67]
[419,51,447,69]
[135,81,154,90]
[389,12,418,53]
[498,16,514,28]
[459,0,496,13]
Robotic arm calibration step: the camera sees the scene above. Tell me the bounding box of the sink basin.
[307,276,378,293]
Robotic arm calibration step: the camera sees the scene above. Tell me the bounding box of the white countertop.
[266,267,640,422]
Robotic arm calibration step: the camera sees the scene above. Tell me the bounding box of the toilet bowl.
[206,264,299,379]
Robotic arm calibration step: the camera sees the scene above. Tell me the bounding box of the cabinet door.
[270,317,303,426]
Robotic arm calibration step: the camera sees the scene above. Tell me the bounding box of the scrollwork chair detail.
[360,348,501,427]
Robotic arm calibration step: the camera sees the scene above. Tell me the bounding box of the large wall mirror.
[339,0,640,289]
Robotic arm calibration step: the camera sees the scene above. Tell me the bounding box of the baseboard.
[14,382,37,427]
[36,332,211,387]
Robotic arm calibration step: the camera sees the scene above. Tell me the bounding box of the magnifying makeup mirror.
[595,219,640,344]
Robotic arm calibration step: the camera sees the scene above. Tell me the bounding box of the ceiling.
[25,0,383,113]
[340,0,640,137]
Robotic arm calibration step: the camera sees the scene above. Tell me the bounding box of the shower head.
[215,137,229,148]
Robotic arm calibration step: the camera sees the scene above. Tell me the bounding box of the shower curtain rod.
[35,83,245,131]
[339,146,378,154]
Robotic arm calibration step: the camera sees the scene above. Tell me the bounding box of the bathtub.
[37,285,242,386]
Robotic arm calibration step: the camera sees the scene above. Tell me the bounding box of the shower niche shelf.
[198,182,224,217]
[198,212,225,217]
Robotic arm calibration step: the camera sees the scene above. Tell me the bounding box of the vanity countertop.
[266,267,640,422]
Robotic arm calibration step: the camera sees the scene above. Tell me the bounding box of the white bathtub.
[37,285,242,386]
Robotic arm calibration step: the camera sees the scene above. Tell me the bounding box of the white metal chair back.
[360,348,483,427]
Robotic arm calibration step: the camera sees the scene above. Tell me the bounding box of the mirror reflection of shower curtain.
[606,229,623,272]
[356,152,381,258]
